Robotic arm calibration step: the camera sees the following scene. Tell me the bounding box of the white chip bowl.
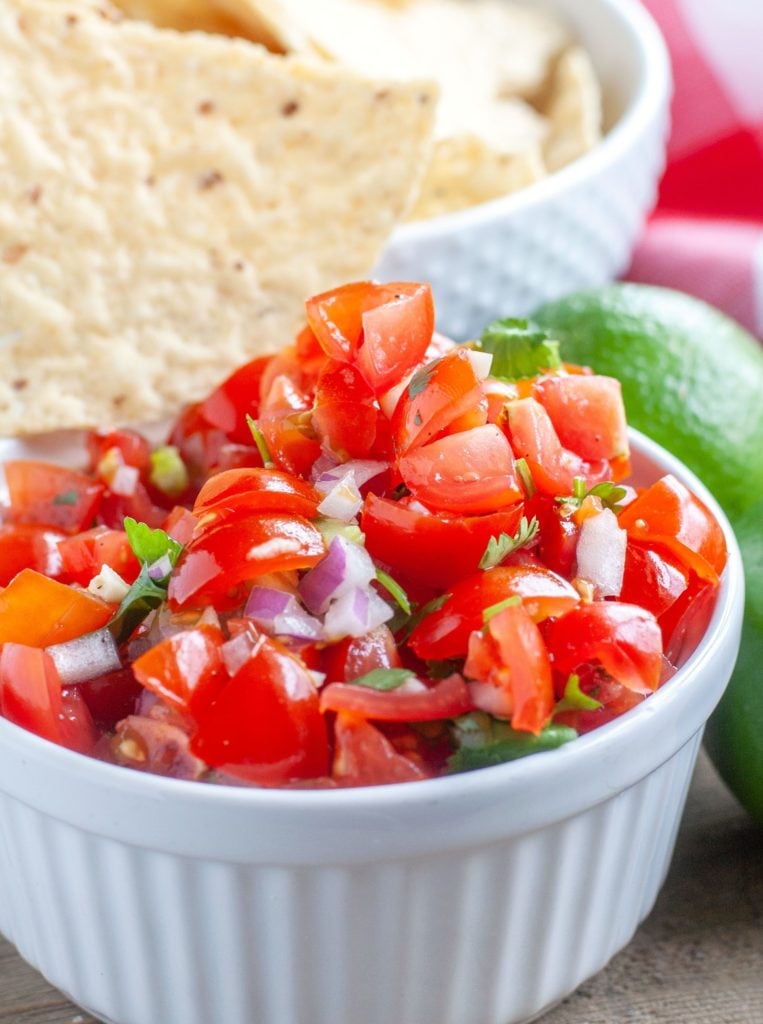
[376,0,672,340]
[0,430,743,1024]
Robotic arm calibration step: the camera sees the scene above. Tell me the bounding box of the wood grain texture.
[1,751,761,1024]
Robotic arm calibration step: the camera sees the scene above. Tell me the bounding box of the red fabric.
[627,0,763,336]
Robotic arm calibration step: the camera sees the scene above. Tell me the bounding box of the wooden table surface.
[1,750,761,1024]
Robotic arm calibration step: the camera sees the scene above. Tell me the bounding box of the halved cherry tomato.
[464,604,554,734]
[530,494,580,578]
[0,644,97,753]
[618,475,727,584]
[3,461,104,534]
[0,524,64,586]
[533,375,629,462]
[361,494,524,590]
[331,712,429,785]
[320,672,472,722]
[198,355,271,445]
[191,635,328,785]
[133,624,226,717]
[112,714,204,780]
[391,348,484,454]
[322,624,401,683]
[409,565,580,660]
[58,527,140,587]
[169,513,324,608]
[259,409,322,478]
[545,602,663,694]
[505,398,610,496]
[659,576,719,666]
[305,282,434,394]
[192,467,320,520]
[399,424,524,514]
[0,569,113,646]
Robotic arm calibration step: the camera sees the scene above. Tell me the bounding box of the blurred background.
[628,0,763,337]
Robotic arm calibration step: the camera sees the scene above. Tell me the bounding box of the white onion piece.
[323,585,393,640]
[47,628,121,685]
[311,452,340,482]
[576,508,627,598]
[315,459,387,494]
[299,535,376,615]
[465,349,493,380]
[109,463,139,497]
[88,565,130,603]
[468,680,512,719]
[316,475,363,523]
[244,586,323,640]
[378,370,415,419]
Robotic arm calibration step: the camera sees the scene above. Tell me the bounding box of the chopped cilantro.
[123,517,182,570]
[553,673,603,715]
[375,568,411,615]
[472,318,561,381]
[351,667,416,691]
[407,359,440,400]
[478,516,539,569]
[555,478,627,513]
[109,519,184,645]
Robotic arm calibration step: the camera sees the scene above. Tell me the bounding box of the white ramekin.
[376,0,672,340]
[0,430,743,1024]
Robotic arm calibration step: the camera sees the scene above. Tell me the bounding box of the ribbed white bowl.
[0,432,744,1024]
[376,0,672,339]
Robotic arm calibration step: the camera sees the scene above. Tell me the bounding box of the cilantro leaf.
[124,517,182,570]
[478,516,539,569]
[555,479,628,513]
[447,711,577,772]
[352,667,416,691]
[472,318,561,381]
[553,673,603,715]
[108,566,169,646]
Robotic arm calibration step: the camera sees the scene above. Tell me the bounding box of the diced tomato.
[3,461,104,534]
[112,714,205,780]
[87,429,151,475]
[399,424,524,514]
[162,506,198,547]
[331,713,430,785]
[0,524,65,586]
[193,467,320,521]
[322,625,401,683]
[531,495,580,578]
[312,361,388,460]
[619,542,689,619]
[305,282,434,394]
[391,348,484,454]
[191,635,329,785]
[132,624,226,717]
[362,494,524,590]
[0,644,97,753]
[409,565,580,660]
[258,408,322,478]
[505,398,610,496]
[169,513,324,608]
[58,527,140,587]
[320,672,472,722]
[0,569,113,646]
[167,402,228,480]
[97,482,165,531]
[659,577,719,666]
[618,475,727,584]
[198,356,271,445]
[213,444,264,473]
[77,666,144,731]
[545,602,663,694]
[464,604,554,734]
[533,375,629,462]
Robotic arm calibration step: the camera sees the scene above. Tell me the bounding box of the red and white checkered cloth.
[627,0,763,336]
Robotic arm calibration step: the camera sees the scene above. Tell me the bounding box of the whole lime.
[534,284,763,823]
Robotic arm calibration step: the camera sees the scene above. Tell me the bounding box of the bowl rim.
[0,428,744,858]
[387,0,672,243]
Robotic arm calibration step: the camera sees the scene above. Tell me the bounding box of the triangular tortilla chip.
[0,0,436,434]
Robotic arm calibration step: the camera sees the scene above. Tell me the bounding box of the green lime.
[704,499,763,823]
[534,284,763,824]
[533,284,763,521]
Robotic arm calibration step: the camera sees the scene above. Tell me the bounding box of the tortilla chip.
[110,0,266,42]
[542,46,602,172]
[0,0,436,435]
[408,137,545,220]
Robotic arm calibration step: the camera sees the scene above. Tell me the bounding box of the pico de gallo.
[0,282,727,787]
